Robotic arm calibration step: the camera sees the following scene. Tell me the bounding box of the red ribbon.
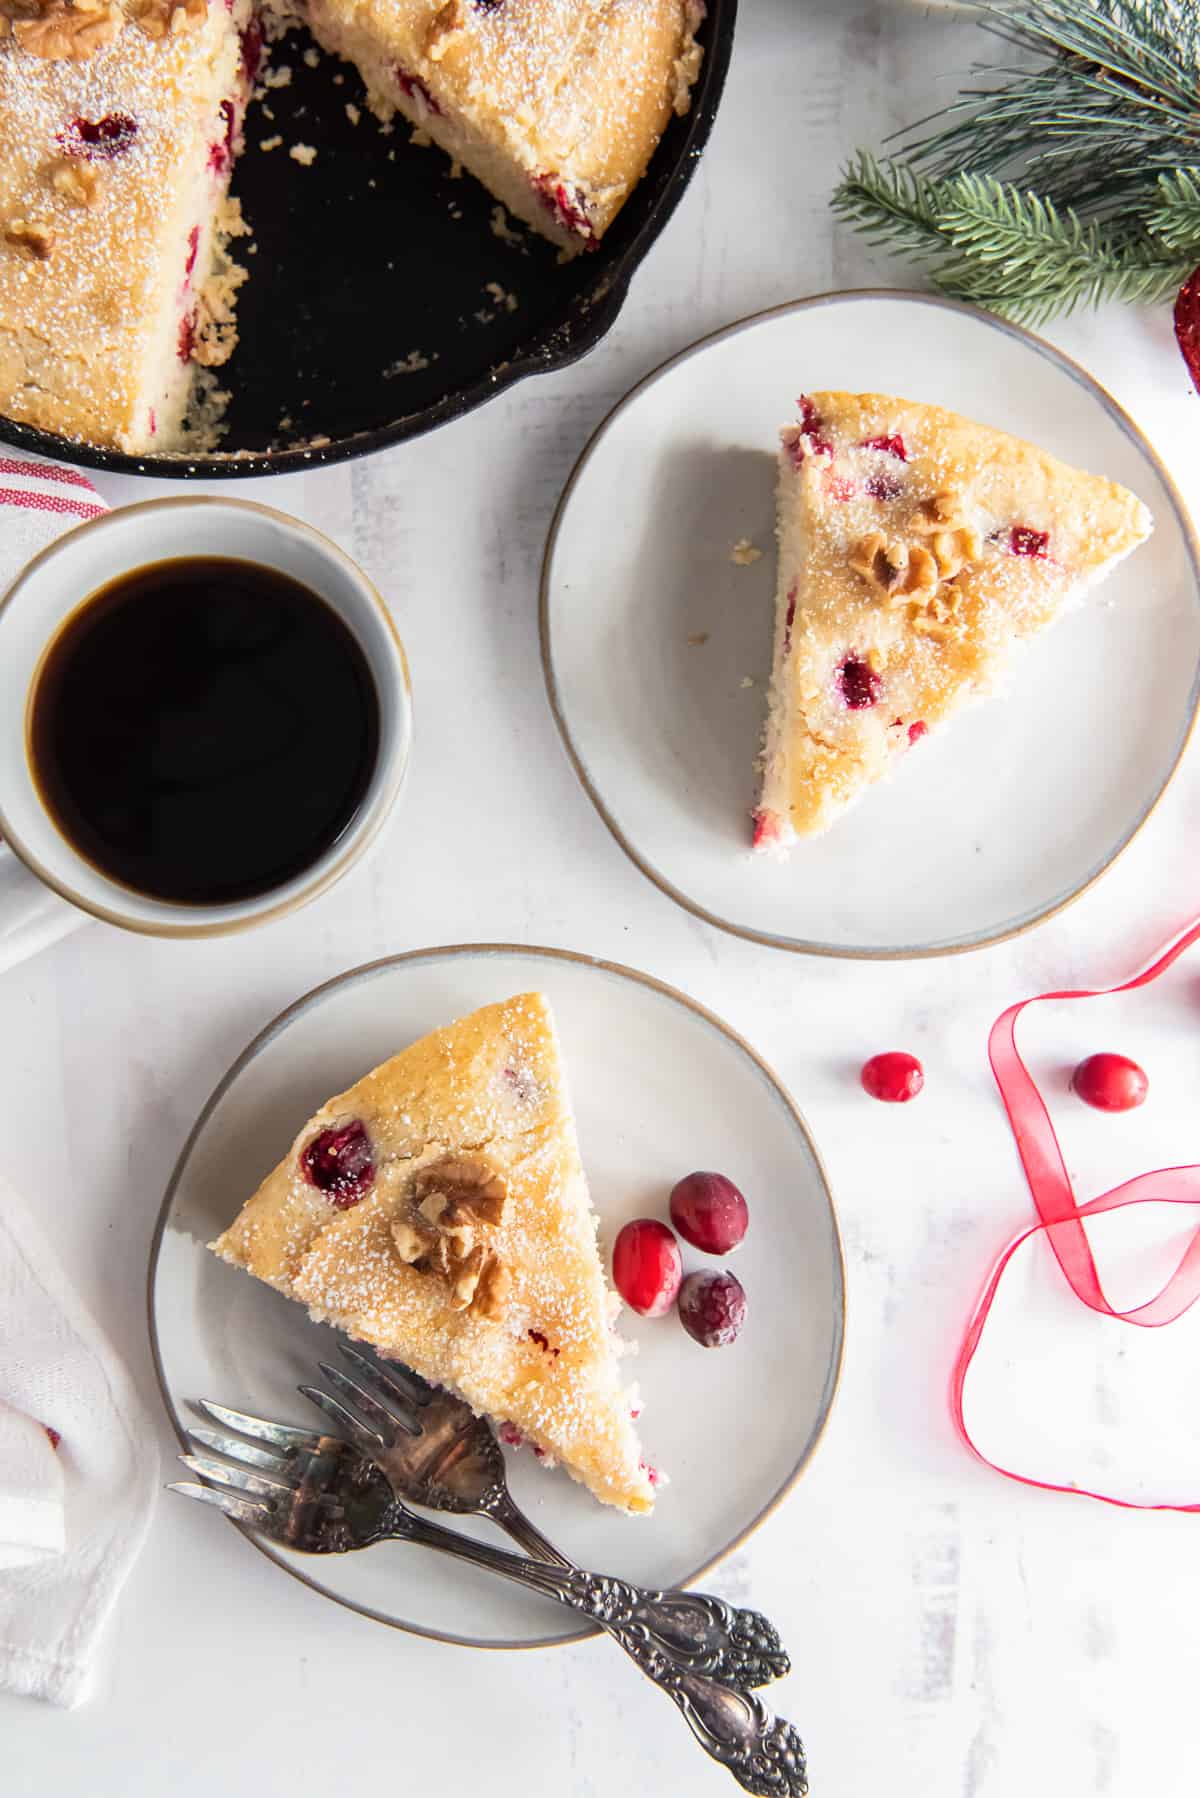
[952,918,1200,1511]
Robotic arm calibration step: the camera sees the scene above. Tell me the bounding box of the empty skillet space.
[221,46,568,450]
[150,947,842,1647]
[543,295,1200,955]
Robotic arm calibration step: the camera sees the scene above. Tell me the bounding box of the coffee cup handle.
[0,841,85,976]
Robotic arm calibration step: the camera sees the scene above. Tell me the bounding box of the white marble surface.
[6,2,1200,1792]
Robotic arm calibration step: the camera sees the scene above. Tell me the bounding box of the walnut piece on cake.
[6,0,123,60]
[4,216,54,258]
[127,0,207,41]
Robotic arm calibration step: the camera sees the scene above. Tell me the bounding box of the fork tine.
[168,1480,273,1529]
[186,1424,290,1472]
[335,1342,426,1427]
[298,1383,387,1458]
[195,1399,323,1453]
[316,1361,414,1444]
[179,1451,297,1500]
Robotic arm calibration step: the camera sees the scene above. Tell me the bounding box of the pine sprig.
[834,1,1200,329]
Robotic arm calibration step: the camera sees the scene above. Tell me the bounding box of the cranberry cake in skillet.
[0,0,705,455]
[753,391,1153,849]
[211,993,657,1516]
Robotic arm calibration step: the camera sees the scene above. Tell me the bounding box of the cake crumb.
[290,144,318,167]
[687,632,710,647]
[345,103,361,125]
[490,205,524,246]
[385,350,433,377]
[303,46,320,67]
[740,676,755,689]
[730,538,763,566]
[263,64,292,90]
[260,135,283,152]
[486,280,518,313]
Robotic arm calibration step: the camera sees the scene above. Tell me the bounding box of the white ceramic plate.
[149,945,844,1648]
[541,291,1200,957]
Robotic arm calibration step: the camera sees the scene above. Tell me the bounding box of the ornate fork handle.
[388,1508,807,1797]
[488,1492,788,1688]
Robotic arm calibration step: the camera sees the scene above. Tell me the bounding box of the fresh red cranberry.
[395,66,442,115]
[908,720,928,745]
[751,807,783,849]
[858,433,907,460]
[58,114,138,159]
[861,1051,924,1103]
[678,1270,746,1348]
[300,1119,376,1206]
[612,1219,682,1318]
[533,173,593,241]
[184,225,200,280]
[1009,525,1049,558]
[783,583,797,655]
[239,18,263,84]
[1071,1053,1148,1113]
[865,470,903,502]
[177,313,196,363]
[837,655,881,709]
[669,1172,749,1255]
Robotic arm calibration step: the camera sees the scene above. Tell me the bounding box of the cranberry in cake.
[754,391,1153,848]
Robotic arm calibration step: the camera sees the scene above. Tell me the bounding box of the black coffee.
[29,557,380,905]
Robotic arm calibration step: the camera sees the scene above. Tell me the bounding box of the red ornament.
[1174,268,1200,395]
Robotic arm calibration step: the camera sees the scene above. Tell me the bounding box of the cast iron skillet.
[0,2,736,479]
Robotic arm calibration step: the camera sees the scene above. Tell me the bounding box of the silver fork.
[171,1406,808,1797]
[300,1341,788,1690]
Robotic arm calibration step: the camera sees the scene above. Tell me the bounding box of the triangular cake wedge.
[210,993,654,1514]
[753,391,1153,847]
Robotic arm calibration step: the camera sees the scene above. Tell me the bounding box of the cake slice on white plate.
[210,992,656,1515]
[753,391,1153,849]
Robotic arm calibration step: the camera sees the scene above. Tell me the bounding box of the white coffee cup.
[0,496,412,938]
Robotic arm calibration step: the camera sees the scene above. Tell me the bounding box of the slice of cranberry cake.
[288,0,706,256]
[0,0,704,453]
[0,1,262,454]
[754,391,1153,848]
[211,993,656,1515]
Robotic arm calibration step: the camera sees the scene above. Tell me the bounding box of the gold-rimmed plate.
[540,291,1200,958]
[148,944,844,1649]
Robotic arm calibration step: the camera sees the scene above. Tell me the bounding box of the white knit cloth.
[0,451,104,977]
[0,1162,158,1708]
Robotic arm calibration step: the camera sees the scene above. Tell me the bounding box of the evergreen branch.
[835,1,1200,330]
[830,153,955,259]
[1146,169,1200,252]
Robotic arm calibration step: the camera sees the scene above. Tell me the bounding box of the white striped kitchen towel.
[0,451,105,975]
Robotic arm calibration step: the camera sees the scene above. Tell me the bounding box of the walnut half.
[392,1155,511,1320]
[128,0,207,38]
[849,532,939,607]
[8,0,123,60]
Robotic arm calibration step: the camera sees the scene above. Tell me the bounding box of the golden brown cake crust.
[757,391,1154,844]
[211,993,655,1515]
